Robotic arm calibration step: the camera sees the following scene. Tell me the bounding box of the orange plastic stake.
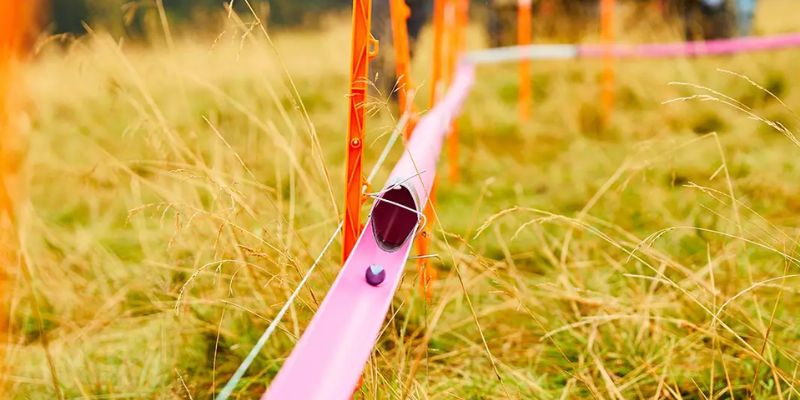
[540,0,555,16]
[443,0,456,182]
[600,0,615,124]
[517,0,532,122]
[0,2,27,203]
[457,0,469,50]
[446,0,469,183]
[1,1,32,391]
[429,0,446,106]
[389,0,417,139]
[443,0,457,85]
[415,0,448,301]
[343,0,377,262]
[416,197,436,301]
[654,0,666,14]
[346,2,376,393]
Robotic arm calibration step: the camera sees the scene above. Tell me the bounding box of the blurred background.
[5,0,800,399]
[31,0,764,42]
[33,0,345,37]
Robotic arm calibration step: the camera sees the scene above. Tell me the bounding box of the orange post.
[517,0,532,122]
[389,0,417,139]
[414,0,448,301]
[347,3,376,394]
[600,0,615,124]
[0,2,25,217]
[443,0,457,85]
[1,1,32,393]
[343,0,377,262]
[444,0,456,181]
[446,0,469,183]
[457,0,469,49]
[429,0,446,106]
[444,0,460,183]
[653,0,666,14]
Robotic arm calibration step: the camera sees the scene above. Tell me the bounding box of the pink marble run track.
[262,64,475,400]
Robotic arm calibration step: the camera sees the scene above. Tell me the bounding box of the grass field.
[5,1,800,398]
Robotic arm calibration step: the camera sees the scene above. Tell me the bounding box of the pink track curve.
[262,64,475,400]
[580,32,800,59]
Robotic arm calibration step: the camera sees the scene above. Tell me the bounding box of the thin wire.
[215,111,409,400]
[364,168,427,197]
[465,44,579,64]
[366,111,410,184]
[215,221,341,400]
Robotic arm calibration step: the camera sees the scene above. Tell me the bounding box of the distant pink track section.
[582,32,800,59]
[466,32,800,64]
[262,64,475,400]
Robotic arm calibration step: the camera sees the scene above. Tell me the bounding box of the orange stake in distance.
[415,0,448,301]
[343,0,377,262]
[653,0,666,15]
[443,0,457,85]
[600,0,616,124]
[444,0,464,183]
[1,1,33,393]
[517,0,532,122]
[444,0,456,181]
[443,0,461,182]
[389,0,417,139]
[0,1,26,218]
[429,0,447,106]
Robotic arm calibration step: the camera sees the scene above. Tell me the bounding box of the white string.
[215,221,342,400]
[366,112,410,184]
[465,44,579,64]
[215,111,410,400]
[365,192,428,234]
[364,168,427,197]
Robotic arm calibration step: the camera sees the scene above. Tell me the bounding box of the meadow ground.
[4,1,800,398]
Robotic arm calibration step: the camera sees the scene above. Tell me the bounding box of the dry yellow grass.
[3,1,800,398]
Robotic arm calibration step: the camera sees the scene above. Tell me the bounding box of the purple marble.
[365,264,386,286]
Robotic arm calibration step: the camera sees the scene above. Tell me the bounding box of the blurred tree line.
[47,0,353,36]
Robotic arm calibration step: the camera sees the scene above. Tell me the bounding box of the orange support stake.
[457,0,469,51]
[517,0,532,122]
[1,1,32,393]
[446,0,469,183]
[346,2,376,394]
[444,0,457,183]
[654,0,666,15]
[443,0,457,85]
[343,0,377,262]
[389,0,416,140]
[416,194,436,302]
[0,1,25,218]
[429,0,446,106]
[415,0,448,301]
[600,0,615,124]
